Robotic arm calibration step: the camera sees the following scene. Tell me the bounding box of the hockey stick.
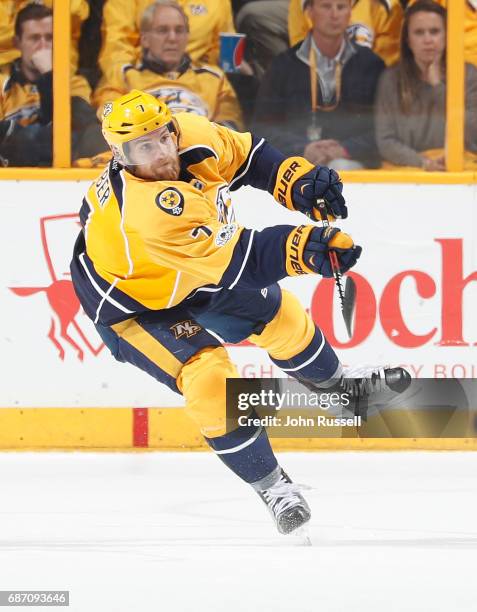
[315,199,356,338]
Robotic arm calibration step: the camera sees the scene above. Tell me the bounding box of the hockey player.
[70,89,410,535]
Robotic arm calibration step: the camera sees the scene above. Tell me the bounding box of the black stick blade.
[343,276,357,339]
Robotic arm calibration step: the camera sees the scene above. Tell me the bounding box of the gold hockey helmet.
[101,90,173,165]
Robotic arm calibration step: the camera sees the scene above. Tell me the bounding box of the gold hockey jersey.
[0,62,91,123]
[71,113,255,325]
[99,0,235,74]
[93,60,243,130]
[288,0,404,66]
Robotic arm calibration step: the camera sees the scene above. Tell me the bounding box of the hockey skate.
[340,365,411,395]
[338,365,412,418]
[256,468,311,535]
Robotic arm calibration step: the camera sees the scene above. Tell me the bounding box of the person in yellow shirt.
[0,0,89,71]
[405,0,477,67]
[94,0,243,130]
[71,89,411,534]
[98,0,235,76]
[289,0,404,66]
[0,4,106,166]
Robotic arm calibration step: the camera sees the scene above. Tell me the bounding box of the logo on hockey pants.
[170,320,202,339]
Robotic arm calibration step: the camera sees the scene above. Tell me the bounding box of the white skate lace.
[262,476,306,517]
[340,365,388,396]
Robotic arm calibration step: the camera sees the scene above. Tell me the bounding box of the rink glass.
[0,3,470,177]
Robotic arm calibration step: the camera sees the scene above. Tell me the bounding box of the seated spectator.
[405,0,477,68]
[98,0,234,75]
[94,0,243,130]
[0,3,107,167]
[288,0,404,66]
[375,0,477,171]
[233,0,290,79]
[0,0,89,71]
[254,0,385,169]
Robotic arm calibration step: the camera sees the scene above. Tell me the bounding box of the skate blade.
[293,524,312,546]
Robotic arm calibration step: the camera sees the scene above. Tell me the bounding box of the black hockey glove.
[272,157,347,221]
[285,225,361,278]
[293,166,347,220]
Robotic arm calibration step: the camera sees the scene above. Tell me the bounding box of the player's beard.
[153,156,180,181]
[131,154,180,181]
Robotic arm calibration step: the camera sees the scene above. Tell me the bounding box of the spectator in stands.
[98,0,234,76]
[233,0,290,79]
[0,0,89,71]
[289,0,404,67]
[405,0,477,68]
[0,3,107,167]
[254,0,385,169]
[375,0,477,170]
[94,0,243,130]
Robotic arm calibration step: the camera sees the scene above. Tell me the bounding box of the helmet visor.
[120,126,176,166]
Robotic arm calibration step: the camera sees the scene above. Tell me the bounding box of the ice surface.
[0,451,476,611]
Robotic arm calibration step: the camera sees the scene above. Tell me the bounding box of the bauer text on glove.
[284,225,361,277]
[272,157,347,221]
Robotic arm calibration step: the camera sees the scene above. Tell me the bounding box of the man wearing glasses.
[94,0,242,130]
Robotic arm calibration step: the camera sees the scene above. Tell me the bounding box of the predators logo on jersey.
[189,3,208,16]
[149,86,209,117]
[156,187,184,216]
[347,22,374,49]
